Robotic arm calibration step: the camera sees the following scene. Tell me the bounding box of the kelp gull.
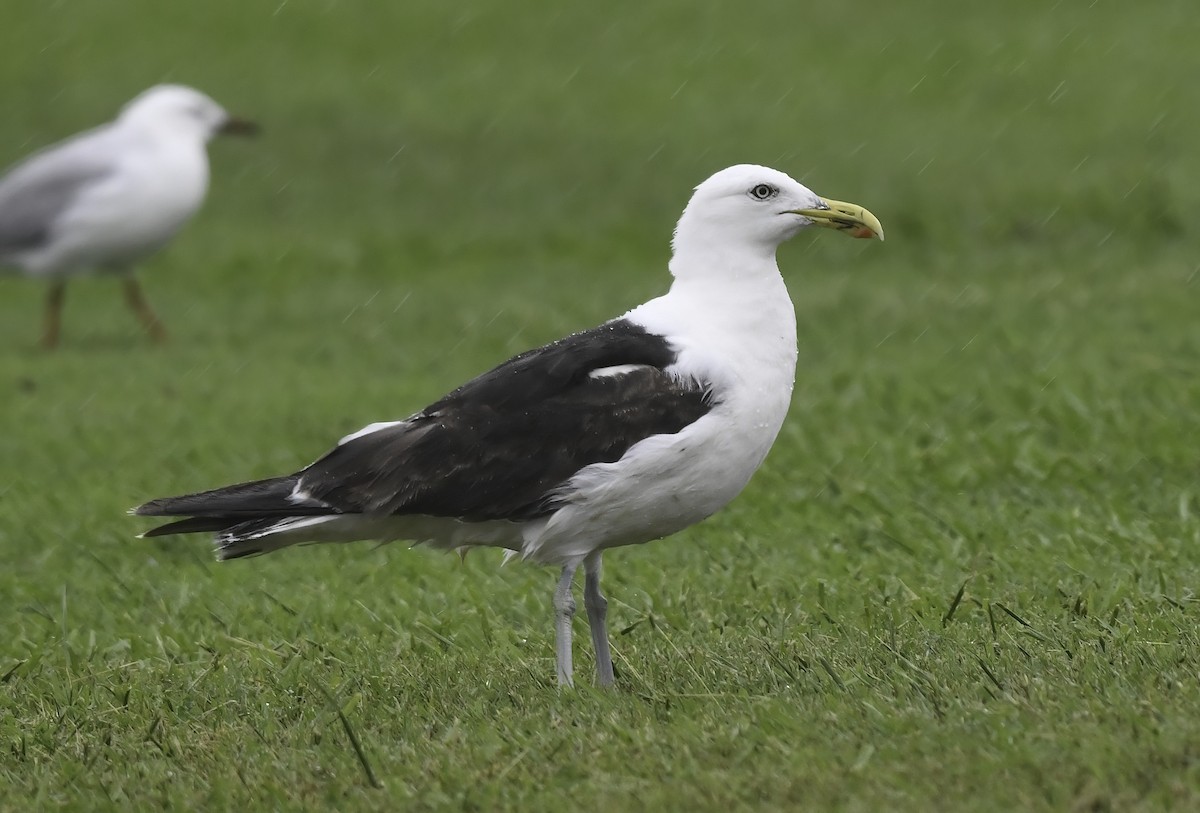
[134,164,883,687]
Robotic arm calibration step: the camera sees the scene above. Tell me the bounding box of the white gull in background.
[134,164,883,688]
[0,84,257,348]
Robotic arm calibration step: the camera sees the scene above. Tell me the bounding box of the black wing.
[300,318,713,521]
[136,319,715,535]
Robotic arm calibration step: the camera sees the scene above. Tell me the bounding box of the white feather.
[587,364,651,379]
[338,420,406,446]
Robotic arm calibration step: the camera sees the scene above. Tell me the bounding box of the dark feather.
[135,475,305,517]
[140,516,246,537]
[302,319,713,521]
[134,476,332,541]
[136,319,714,539]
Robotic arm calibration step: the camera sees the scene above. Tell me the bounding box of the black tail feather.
[139,516,246,538]
[220,544,267,561]
[135,475,307,518]
[134,475,335,539]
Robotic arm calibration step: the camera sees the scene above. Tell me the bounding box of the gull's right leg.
[583,552,615,687]
[122,277,167,343]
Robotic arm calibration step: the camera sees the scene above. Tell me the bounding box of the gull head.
[119,84,259,141]
[673,164,883,258]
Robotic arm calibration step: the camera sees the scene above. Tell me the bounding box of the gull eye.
[749,183,778,201]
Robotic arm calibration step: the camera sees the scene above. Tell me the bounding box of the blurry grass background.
[2,1,1199,810]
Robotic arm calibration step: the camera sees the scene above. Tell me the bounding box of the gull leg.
[122,277,167,343]
[584,552,615,687]
[554,563,578,687]
[41,281,67,349]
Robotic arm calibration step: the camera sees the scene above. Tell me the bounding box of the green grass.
[3,0,1200,809]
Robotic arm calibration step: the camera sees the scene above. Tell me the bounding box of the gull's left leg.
[122,277,167,343]
[41,281,67,349]
[554,563,578,687]
[583,552,615,687]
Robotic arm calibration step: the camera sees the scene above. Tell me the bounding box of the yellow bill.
[792,197,884,241]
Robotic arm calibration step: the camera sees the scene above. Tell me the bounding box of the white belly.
[27,140,210,276]
[520,269,800,564]
[519,405,778,563]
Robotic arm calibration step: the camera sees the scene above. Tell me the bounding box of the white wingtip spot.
[338,420,406,446]
[588,364,652,380]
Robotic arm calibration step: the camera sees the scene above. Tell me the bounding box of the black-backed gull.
[134,164,883,687]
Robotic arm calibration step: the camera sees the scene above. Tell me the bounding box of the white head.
[671,164,883,266]
[117,84,258,141]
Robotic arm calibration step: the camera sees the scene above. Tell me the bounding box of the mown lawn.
[2,1,1199,810]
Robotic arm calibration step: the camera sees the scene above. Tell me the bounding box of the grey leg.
[584,552,615,687]
[554,564,578,687]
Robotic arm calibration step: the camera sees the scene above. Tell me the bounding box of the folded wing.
[136,319,714,539]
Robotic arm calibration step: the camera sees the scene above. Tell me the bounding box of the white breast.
[39,130,211,275]
[522,269,798,564]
